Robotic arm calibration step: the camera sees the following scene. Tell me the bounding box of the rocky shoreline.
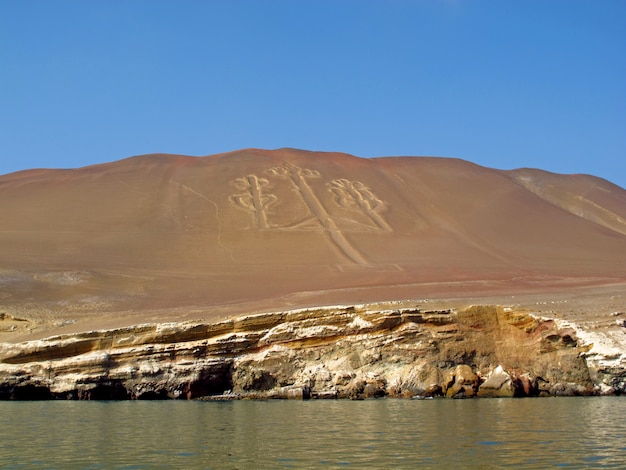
[1,304,625,400]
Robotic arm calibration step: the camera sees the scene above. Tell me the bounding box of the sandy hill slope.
[1,148,625,337]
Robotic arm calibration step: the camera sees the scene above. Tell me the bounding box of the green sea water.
[1,397,625,469]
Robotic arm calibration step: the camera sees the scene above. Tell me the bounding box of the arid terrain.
[1,148,625,338]
[1,149,625,399]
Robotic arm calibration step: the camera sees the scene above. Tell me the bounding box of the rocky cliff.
[1,304,624,400]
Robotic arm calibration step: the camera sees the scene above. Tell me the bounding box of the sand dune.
[1,148,625,337]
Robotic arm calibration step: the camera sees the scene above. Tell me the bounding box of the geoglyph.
[230,163,392,265]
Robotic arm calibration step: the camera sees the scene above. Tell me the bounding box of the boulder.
[514,373,538,397]
[477,365,515,398]
[443,365,479,398]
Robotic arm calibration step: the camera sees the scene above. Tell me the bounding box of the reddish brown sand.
[1,149,625,341]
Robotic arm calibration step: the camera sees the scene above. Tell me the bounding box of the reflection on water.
[1,398,625,469]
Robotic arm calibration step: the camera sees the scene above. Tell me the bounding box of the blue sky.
[1,1,625,188]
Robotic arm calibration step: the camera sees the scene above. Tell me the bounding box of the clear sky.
[1,1,625,188]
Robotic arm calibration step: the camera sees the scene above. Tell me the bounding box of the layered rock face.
[1,304,621,400]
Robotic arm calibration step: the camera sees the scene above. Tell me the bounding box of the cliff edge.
[1,303,624,400]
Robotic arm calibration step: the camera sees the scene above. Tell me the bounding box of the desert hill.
[1,148,625,338]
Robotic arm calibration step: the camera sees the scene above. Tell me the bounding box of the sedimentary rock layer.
[1,304,623,400]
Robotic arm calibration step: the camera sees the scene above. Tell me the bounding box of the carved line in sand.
[327,178,392,232]
[268,163,369,265]
[229,175,277,230]
[229,163,393,266]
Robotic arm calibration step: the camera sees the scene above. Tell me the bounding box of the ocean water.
[1,398,625,469]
